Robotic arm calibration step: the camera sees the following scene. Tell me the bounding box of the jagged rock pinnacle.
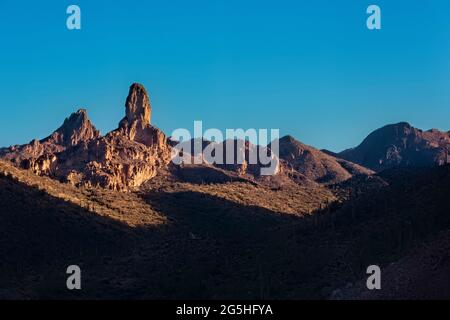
[0,83,173,191]
[117,83,167,148]
[122,83,151,126]
[45,108,100,147]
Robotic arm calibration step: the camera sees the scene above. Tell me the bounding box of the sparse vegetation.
[2,159,450,299]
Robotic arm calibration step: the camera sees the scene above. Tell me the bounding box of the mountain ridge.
[1,83,450,299]
[1,84,448,191]
[338,122,450,171]
[0,83,376,190]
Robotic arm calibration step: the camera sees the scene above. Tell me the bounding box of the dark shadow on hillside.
[0,174,141,299]
[2,165,450,299]
[136,190,309,299]
[0,173,309,299]
[142,189,298,240]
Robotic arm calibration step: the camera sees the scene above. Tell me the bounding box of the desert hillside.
[2,158,450,299]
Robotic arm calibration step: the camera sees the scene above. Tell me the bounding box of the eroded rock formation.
[0,83,171,191]
[0,83,378,191]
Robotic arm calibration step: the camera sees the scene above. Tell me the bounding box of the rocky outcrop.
[338,122,450,171]
[0,83,171,191]
[0,109,100,171]
[44,109,101,147]
[62,132,171,190]
[172,138,281,178]
[0,83,375,190]
[117,83,163,147]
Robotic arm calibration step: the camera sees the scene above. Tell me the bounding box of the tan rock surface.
[0,83,171,191]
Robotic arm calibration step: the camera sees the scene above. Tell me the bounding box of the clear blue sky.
[0,0,449,151]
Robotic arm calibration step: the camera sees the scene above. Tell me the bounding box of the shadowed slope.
[2,161,450,299]
[339,122,450,171]
[275,135,373,184]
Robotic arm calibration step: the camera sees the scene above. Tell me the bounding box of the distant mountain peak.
[339,122,450,171]
[274,134,373,185]
[373,121,414,135]
[392,121,411,128]
[280,135,297,142]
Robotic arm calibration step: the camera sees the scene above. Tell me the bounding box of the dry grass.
[0,160,166,227]
[143,171,337,217]
[2,159,450,299]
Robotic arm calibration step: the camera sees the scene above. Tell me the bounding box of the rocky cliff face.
[117,83,165,147]
[1,108,100,172]
[338,122,450,171]
[0,83,172,191]
[45,109,101,147]
[211,139,280,177]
